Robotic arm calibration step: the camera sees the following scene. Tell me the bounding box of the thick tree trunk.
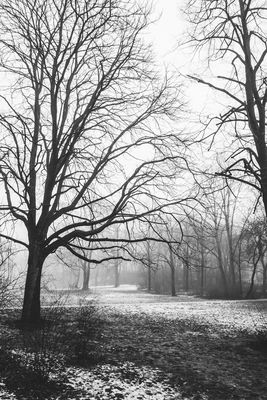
[21,243,44,323]
[82,262,90,290]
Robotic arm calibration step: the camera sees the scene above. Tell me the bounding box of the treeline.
[137,188,267,299]
[54,185,266,300]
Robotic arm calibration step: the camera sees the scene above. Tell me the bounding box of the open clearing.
[0,285,267,399]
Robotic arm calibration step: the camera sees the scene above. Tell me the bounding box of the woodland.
[0,0,266,399]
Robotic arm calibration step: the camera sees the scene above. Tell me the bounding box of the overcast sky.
[147,0,216,116]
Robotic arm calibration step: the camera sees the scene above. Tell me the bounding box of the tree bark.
[237,241,243,297]
[147,242,152,292]
[170,265,176,296]
[147,264,151,292]
[246,247,261,298]
[259,242,266,298]
[224,211,236,295]
[199,245,205,297]
[246,262,258,298]
[82,261,90,290]
[169,246,176,296]
[21,242,44,323]
[215,234,229,297]
[114,261,120,288]
[262,264,267,298]
[183,261,189,292]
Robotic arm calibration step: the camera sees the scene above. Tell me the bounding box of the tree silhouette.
[0,0,186,322]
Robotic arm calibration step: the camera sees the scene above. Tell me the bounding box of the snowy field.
[0,285,266,400]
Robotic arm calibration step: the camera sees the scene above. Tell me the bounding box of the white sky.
[147,0,216,116]
[145,1,258,217]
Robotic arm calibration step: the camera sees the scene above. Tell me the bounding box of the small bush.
[68,298,103,365]
[15,297,102,374]
[0,274,23,308]
[0,294,103,400]
[13,305,67,381]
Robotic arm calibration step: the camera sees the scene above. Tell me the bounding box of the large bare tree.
[185,0,267,213]
[0,0,185,322]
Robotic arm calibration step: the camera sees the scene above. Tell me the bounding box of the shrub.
[0,293,103,400]
[0,274,23,308]
[15,305,67,381]
[69,298,103,365]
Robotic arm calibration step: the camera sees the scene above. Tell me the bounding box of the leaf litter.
[0,286,266,399]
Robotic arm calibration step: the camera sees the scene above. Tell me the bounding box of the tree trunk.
[82,262,90,290]
[259,244,266,298]
[94,268,99,287]
[169,246,176,296]
[147,242,152,292]
[114,261,120,288]
[21,243,44,323]
[237,242,243,297]
[246,261,258,298]
[170,265,176,296]
[183,261,189,292]
[238,260,243,297]
[262,264,267,297]
[147,264,151,292]
[215,235,229,297]
[246,247,261,298]
[199,246,205,297]
[223,201,236,296]
[72,267,80,289]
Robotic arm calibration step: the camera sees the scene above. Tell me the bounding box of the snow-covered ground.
[89,285,267,334]
[1,285,266,400]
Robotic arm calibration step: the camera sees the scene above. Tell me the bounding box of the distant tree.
[186,1,267,214]
[57,243,94,290]
[82,259,91,291]
[158,221,182,297]
[0,0,185,322]
[243,216,267,297]
[183,184,250,298]
[135,240,157,292]
[0,240,18,307]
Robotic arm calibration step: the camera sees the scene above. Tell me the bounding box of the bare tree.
[185,1,267,214]
[0,0,186,322]
[0,239,19,307]
[243,216,267,297]
[182,183,250,298]
[158,221,182,297]
[56,243,94,290]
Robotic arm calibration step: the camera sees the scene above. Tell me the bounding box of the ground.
[0,285,266,399]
